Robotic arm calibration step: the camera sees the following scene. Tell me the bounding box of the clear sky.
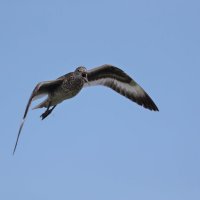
[0,0,199,199]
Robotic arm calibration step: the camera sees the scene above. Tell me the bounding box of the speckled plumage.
[34,72,85,109]
[13,64,159,154]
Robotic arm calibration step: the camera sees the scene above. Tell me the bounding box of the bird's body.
[34,72,85,109]
[13,64,159,154]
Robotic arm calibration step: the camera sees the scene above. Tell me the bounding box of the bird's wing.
[84,64,159,111]
[13,79,63,154]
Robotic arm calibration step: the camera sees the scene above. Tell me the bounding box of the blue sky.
[0,0,200,199]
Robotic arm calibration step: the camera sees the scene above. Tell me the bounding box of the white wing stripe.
[84,78,145,98]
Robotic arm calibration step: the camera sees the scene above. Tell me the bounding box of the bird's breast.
[50,77,84,105]
[62,76,84,92]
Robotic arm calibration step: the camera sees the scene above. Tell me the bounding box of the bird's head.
[75,66,88,82]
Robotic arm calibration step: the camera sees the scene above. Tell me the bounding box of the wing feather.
[13,79,63,154]
[84,64,159,111]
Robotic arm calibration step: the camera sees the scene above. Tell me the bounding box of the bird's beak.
[83,73,89,83]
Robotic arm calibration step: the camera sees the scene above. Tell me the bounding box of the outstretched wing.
[13,79,63,154]
[84,64,159,111]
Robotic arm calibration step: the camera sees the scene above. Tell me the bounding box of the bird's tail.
[32,99,49,109]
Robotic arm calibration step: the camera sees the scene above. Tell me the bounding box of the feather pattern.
[14,65,159,154]
[84,64,159,111]
[13,79,63,154]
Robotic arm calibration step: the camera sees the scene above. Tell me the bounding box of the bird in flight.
[13,64,159,154]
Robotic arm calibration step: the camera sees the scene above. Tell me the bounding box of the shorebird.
[13,64,159,154]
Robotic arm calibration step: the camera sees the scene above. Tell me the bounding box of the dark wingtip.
[154,105,159,112]
[13,142,17,155]
[13,149,16,155]
[142,92,159,112]
[150,105,159,112]
[13,119,25,155]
